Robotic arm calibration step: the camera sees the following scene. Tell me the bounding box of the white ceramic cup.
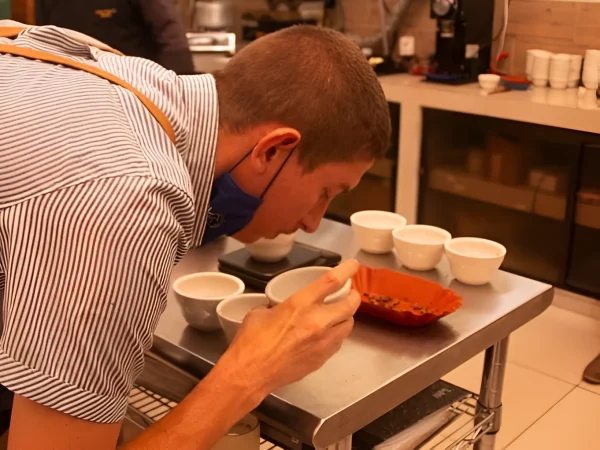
[445,238,507,285]
[582,76,598,90]
[350,210,407,254]
[582,49,600,89]
[584,49,600,64]
[526,49,550,80]
[549,53,571,89]
[265,266,352,306]
[392,225,451,271]
[173,272,245,331]
[525,49,536,80]
[550,78,568,90]
[568,54,583,88]
[212,414,260,450]
[217,294,269,344]
[478,74,500,93]
[245,233,296,263]
[530,50,552,87]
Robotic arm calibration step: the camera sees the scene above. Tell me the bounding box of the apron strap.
[0,36,175,145]
[0,27,27,38]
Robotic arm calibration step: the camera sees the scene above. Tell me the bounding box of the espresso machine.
[429,0,494,83]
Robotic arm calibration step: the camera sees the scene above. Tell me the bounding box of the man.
[584,354,600,385]
[35,0,195,74]
[0,20,390,449]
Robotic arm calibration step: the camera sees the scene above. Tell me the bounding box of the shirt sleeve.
[0,176,192,423]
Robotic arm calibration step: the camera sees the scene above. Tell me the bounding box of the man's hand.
[8,260,361,450]
[219,259,362,397]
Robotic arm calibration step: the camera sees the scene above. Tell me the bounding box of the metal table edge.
[150,334,322,444]
[310,286,555,448]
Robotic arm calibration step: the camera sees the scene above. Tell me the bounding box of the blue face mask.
[200,146,295,245]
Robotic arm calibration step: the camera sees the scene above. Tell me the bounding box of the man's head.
[212,25,390,242]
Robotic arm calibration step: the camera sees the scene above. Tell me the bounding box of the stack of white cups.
[527,49,583,89]
[568,54,583,88]
[527,49,552,87]
[582,49,600,90]
[549,54,571,89]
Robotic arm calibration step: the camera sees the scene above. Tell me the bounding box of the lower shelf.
[122,384,285,449]
[417,396,494,449]
[428,166,567,221]
[123,382,493,450]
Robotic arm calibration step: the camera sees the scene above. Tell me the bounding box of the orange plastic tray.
[352,266,463,327]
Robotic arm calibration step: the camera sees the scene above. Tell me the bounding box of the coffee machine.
[430,0,494,83]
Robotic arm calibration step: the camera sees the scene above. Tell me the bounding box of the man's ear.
[251,127,301,170]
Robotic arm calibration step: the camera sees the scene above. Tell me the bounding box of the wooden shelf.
[576,202,600,230]
[428,166,568,221]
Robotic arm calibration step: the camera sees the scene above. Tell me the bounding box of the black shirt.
[35,0,195,74]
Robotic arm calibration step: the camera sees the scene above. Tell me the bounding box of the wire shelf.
[126,384,284,449]
[127,385,492,450]
[418,395,495,450]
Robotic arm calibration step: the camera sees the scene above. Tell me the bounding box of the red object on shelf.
[352,266,463,327]
[490,52,531,85]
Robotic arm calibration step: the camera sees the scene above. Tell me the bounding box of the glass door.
[418,109,580,285]
[567,144,600,298]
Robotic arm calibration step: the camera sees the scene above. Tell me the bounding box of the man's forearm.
[120,356,264,450]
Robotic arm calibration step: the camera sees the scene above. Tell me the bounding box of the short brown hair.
[213,26,391,171]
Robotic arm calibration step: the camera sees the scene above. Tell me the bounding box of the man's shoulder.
[0,174,194,214]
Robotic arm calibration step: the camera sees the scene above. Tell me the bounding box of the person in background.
[35,0,195,74]
[584,354,600,384]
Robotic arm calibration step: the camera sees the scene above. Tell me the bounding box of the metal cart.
[129,220,553,449]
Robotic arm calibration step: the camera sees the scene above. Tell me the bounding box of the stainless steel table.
[152,219,553,449]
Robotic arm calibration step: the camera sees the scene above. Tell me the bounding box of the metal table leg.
[316,435,352,450]
[474,337,510,450]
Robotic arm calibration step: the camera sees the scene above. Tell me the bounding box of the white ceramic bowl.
[173,273,245,331]
[350,210,407,254]
[478,74,500,92]
[582,77,599,90]
[550,78,568,89]
[568,54,583,88]
[527,49,552,80]
[213,414,260,450]
[217,294,269,344]
[245,233,296,263]
[393,225,451,271]
[445,238,507,285]
[265,266,352,306]
[550,54,571,89]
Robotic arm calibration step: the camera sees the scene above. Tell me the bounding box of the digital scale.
[218,242,341,291]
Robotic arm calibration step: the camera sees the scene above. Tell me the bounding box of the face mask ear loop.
[259,146,297,200]
[229,147,255,173]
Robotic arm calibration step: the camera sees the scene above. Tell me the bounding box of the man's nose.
[300,202,329,233]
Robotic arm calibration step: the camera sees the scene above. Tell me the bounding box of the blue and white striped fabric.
[0,22,218,423]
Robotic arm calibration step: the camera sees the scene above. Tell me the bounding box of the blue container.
[501,79,531,91]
